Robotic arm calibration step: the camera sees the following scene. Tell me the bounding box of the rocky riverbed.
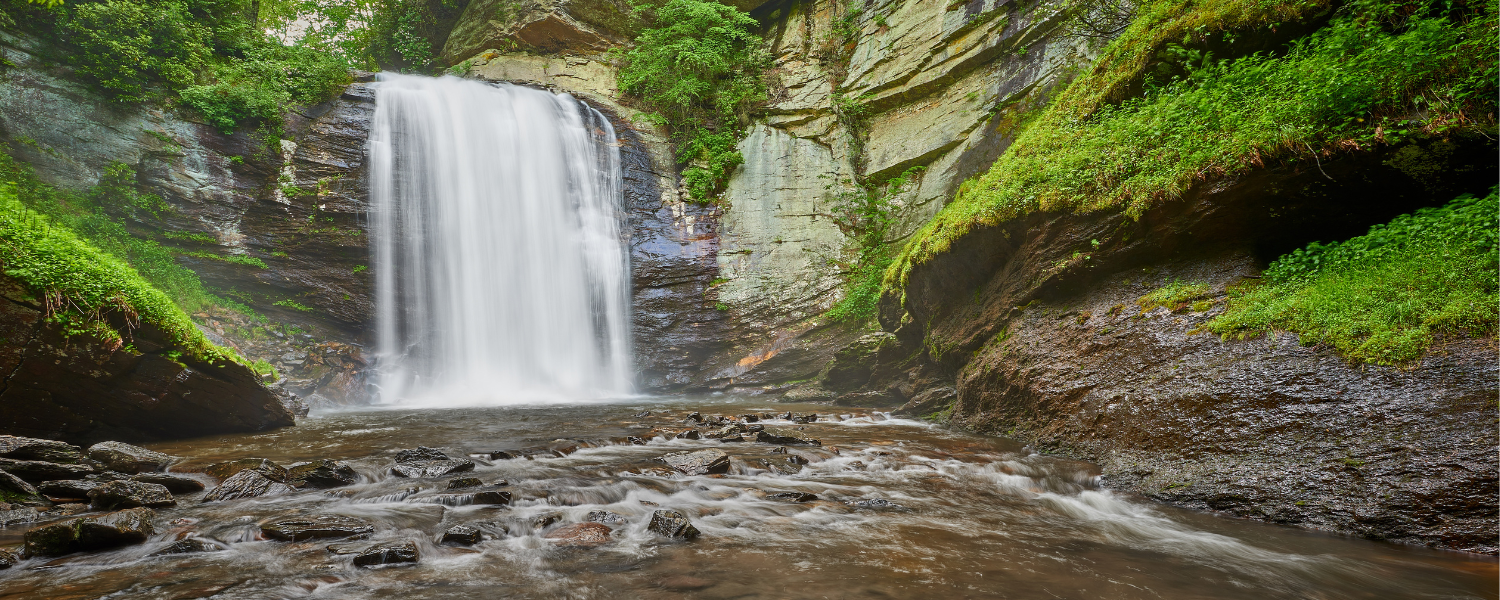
[0,398,1493,599]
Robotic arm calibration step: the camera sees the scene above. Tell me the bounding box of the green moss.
[0,183,231,364]
[1209,190,1498,365]
[889,0,1497,290]
[1137,280,1212,312]
[273,299,314,312]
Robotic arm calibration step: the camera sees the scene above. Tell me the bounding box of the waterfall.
[367,74,631,405]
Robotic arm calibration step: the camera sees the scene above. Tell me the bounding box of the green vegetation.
[273,299,314,312]
[0,181,230,363]
[1209,190,1498,365]
[249,358,279,379]
[1137,280,1212,312]
[889,0,1497,289]
[616,0,770,202]
[825,166,923,324]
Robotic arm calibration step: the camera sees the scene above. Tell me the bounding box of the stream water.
[0,397,1492,599]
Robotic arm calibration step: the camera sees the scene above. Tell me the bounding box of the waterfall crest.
[368,74,631,405]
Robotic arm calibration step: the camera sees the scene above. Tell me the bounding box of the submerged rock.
[352,541,420,567]
[150,537,226,555]
[286,460,358,488]
[261,515,374,541]
[131,473,206,494]
[545,522,612,547]
[24,507,156,556]
[0,436,87,464]
[658,449,730,476]
[767,492,817,502]
[88,442,177,474]
[440,524,481,545]
[0,457,97,482]
[88,480,176,509]
[646,510,700,540]
[755,429,821,446]
[202,470,296,502]
[446,477,483,490]
[206,458,288,483]
[427,490,511,506]
[849,498,904,510]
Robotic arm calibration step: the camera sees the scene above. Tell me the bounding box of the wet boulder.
[646,510,700,540]
[427,490,511,506]
[740,414,759,423]
[88,480,176,509]
[585,510,627,525]
[0,548,15,569]
[0,507,39,526]
[676,429,701,440]
[0,470,40,503]
[88,442,177,474]
[205,458,288,483]
[261,515,374,541]
[446,477,483,490]
[0,435,87,464]
[658,449,730,476]
[352,541,420,567]
[626,436,648,445]
[131,473,206,494]
[790,414,819,424]
[286,460,358,488]
[150,537,226,555]
[767,492,818,503]
[0,457,98,482]
[391,447,475,478]
[202,469,295,502]
[755,429,821,446]
[545,522,612,547]
[849,498,905,510]
[440,524,481,545]
[684,412,702,423]
[24,507,156,556]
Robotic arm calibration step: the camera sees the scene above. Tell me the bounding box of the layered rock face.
[851,137,1500,552]
[0,280,295,446]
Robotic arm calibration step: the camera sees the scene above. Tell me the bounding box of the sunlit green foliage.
[889,0,1497,288]
[1138,280,1212,311]
[0,182,231,363]
[616,0,770,201]
[1209,190,1498,364]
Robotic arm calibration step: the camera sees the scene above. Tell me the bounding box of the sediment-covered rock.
[88,442,177,474]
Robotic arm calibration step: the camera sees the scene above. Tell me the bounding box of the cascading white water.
[368,73,631,405]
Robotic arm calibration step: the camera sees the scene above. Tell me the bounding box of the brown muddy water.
[0,396,1493,599]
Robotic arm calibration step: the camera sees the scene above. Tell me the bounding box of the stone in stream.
[391,447,475,478]
[633,411,652,418]
[24,507,156,556]
[428,490,511,506]
[0,507,39,526]
[440,524,481,545]
[770,446,788,454]
[150,537,226,555]
[202,469,296,502]
[626,436,648,445]
[767,492,818,503]
[585,510,628,525]
[286,459,358,488]
[131,473,206,494]
[676,429,701,440]
[755,429,821,446]
[786,455,809,466]
[740,414,759,423]
[447,477,483,490]
[261,515,375,541]
[205,458,288,483]
[545,522,613,547]
[658,449,730,476]
[352,541,420,567]
[646,510,700,540]
[0,469,40,502]
[720,434,745,443]
[684,412,701,423]
[849,498,905,510]
[0,457,98,482]
[88,442,177,474]
[0,435,87,464]
[778,412,793,421]
[88,480,176,509]
[0,548,15,569]
[487,450,515,460]
[790,414,819,424]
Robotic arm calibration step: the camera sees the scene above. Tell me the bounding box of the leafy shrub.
[1209,190,1499,364]
[61,0,210,102]
[616,0,770,201]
